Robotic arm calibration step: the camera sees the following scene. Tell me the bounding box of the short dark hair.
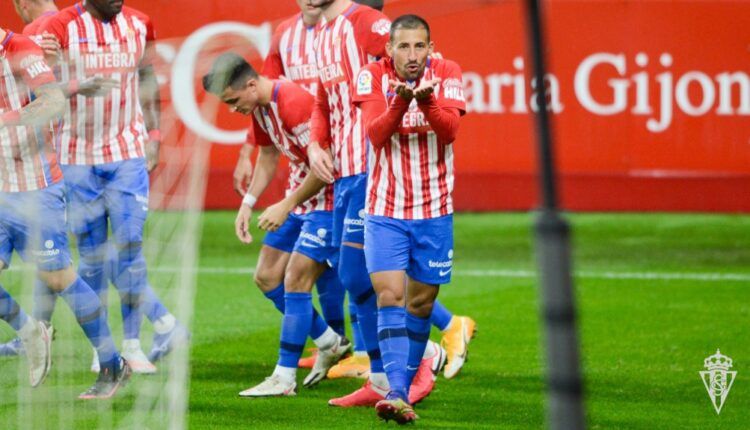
[202,53,258,96]
[389,14,430,41]
[354,0,384,11]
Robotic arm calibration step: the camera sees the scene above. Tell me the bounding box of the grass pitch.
[1,212,749,429]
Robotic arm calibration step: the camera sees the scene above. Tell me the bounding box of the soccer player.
[0,0,121,358]
[232,0,369,379]
[352,14,467,422]
[203,53,351,396]
[268,0,471,406]
[40,0,188,373]
[0,28,130,398]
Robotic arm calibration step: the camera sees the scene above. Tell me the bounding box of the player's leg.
[24,183,129,398]
[364,215,411,403]
[60,164,110,371]
[315,267,345,336]
[106,159,187,369]
[404,215,454,404]
[329,175,389,407]
[326,279,372,380]
[255,214,300,312]
[0,260,52,387]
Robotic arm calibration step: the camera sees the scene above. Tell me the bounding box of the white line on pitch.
[6,265,749,282]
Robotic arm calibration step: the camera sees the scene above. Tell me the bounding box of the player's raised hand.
[414,78,441,101]
[307,141,335,184]
[235,204,254,244]
[257,201,292,232]
[389,79,413,101]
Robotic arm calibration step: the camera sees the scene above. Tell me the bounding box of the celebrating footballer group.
[1,0,474,424]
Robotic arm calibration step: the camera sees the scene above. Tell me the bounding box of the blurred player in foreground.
[203,53,351,396]
[0,28,131,398]
[40,0,189,373]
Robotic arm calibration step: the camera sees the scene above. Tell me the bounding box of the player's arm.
[233,140,256,197]
[359,87,410,150]
[307,79,335,183]
[235,121,280,243]
[416,63,466,144]
[139,17,161,172]
[261,25,285,79]
[257,170,327,232]
[0,83,65,129]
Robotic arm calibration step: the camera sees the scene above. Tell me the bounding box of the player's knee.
[406,296,434,319]
[283,267,314,293]
[37,267,76,291]
[254,265,283,292]
[377,288,404,308]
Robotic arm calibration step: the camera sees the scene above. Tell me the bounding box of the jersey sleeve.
[278,84,314,150]
[310,78,331,148]
[39,13,68,47]
[261,25,285,79]
[352,63,384,107]
[437,60,467,114]
[10,36,56,90]
[353,8,391,58]
[251,116,274,147]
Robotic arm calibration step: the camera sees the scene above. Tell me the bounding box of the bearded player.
[0,28,131,398]
[351,14,468,423]
[40,0,188,373]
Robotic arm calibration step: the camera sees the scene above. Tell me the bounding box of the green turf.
[1,212,749,428]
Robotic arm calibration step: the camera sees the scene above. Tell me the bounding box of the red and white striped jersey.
[252,81,333,215]
[0,31,62,192]
[22,11,58,40]
[42,3,155,165]
[310,3,390,178]
[353,58,466,219]
[263,13,320,97]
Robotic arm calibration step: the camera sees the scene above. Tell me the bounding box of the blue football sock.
[0,285,29,331]
[378,306,409,400]
[139,284,169,323]
[264,283,329,340]
[31,279,57,322]
[339,245,383,372]
[406,312,431,391]
[278,292,313,368]
[59,277,118,367]
[430,299,453,331]
[112,243,147,340]
[316,267,345,336]
[349,300,366,352]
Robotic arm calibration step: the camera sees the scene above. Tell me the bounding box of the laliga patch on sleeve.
[371,19,391,36]
[357,70,373,95]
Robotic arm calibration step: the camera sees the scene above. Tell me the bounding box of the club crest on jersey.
[357,70,373,95]
[371,19,391,36]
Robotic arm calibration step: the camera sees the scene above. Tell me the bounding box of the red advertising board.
[4,0,749,211]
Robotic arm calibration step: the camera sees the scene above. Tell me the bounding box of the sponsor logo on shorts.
[317,228,327,238]
[430,248,453,277]
[300,231,326,247]
[33,240,61,258]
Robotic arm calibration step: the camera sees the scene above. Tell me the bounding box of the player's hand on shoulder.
[414,78,442,101]
[389,79,413,101]
[307,142,335,184]
[38,33,61,65]
[257,201,291,233]
[235,204,254,244]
